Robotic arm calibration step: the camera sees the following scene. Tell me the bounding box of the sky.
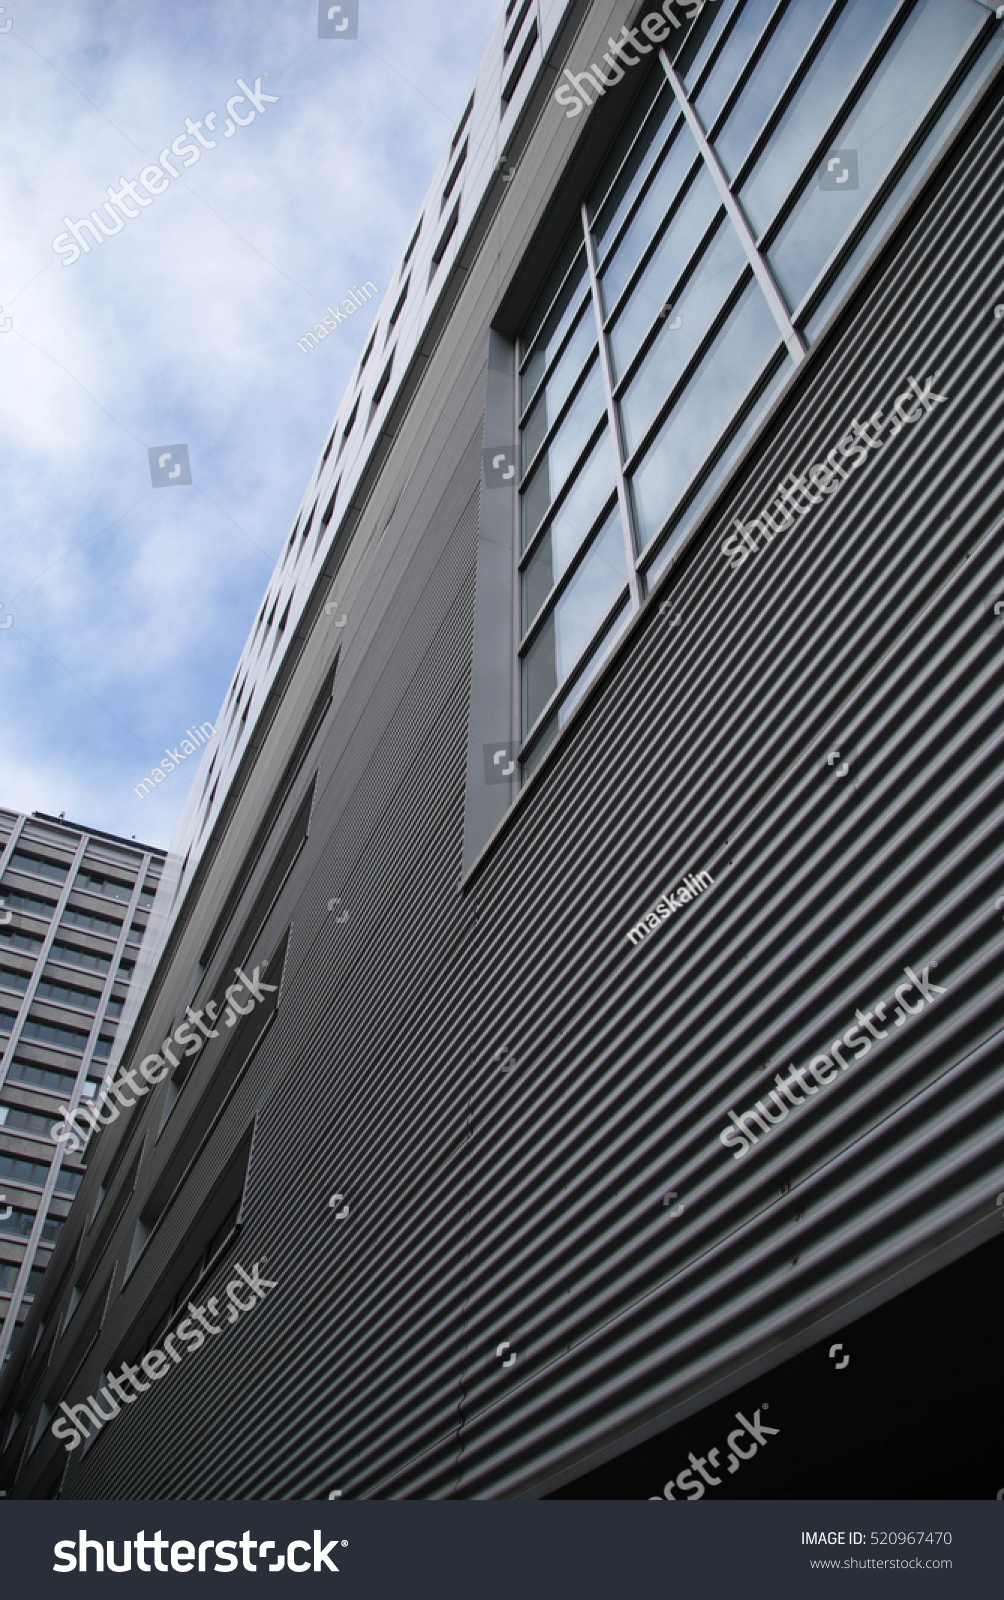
[0,0,501,850]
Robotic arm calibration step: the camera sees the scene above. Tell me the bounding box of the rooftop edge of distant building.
[28,812,168,858]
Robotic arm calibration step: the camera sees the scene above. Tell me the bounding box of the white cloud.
[0,0,500,845]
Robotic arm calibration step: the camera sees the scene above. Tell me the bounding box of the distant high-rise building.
[0,811,165,1364]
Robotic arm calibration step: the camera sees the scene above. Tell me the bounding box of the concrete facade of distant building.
[0,811,164,1365]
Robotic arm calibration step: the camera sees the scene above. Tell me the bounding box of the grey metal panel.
[464,331,519,873]
[365,81,1004,1498]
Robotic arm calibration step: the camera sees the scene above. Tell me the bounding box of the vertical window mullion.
[658,47,806,367]
[579,204,643,613]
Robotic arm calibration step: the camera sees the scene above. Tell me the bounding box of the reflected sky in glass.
[521,306,597,469]
[521,359,606,543]
[630,282,780,547]
[696,0,783,134]
[608,169,721,378]
[620,219,747,454]
[768,0,981,309]
[599,122,701,307]
[739,0,898,238]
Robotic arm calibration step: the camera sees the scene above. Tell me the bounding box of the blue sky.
[0,0,500,848]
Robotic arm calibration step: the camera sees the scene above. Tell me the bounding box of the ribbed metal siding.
[372,85,1004,1496]
[57,446,484,1499]
[24,82,1004,1503]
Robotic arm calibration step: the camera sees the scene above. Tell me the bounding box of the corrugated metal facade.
[3,10,1003,1503]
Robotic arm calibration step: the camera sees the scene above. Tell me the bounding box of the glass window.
[0,1104,61,1140]
[520,304,597,471]
[520,244,589,409]
[608,169,722,378]
[598,121,702,306]
[767,0,982,309]
[683,0,748,91]
[713,0,831,178]
[738,0,899,238]
[644,353,794,584]
[523,507,628,731]
[9,851,67,884]
[590,71,674,245]
[0,1153,50,1189]
[630,280,781,548]
[620,219,748,454]
[6,1059,79,1096]
[802,23,1004,339]
[695,0,784,133]
[521,360,607,547]
[524,428,616,579]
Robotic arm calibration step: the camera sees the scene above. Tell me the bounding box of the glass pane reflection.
[768,0,981,309]
[714,0,830,180]
[739,0,898,238]
[620,219,747,454]
[599,122,701,307]
[630,281,780,547]
[607,169,722,378]
[520,359,606,544]
[520,307,597,472]
[522,507,628,730]
[695,0,783,135]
